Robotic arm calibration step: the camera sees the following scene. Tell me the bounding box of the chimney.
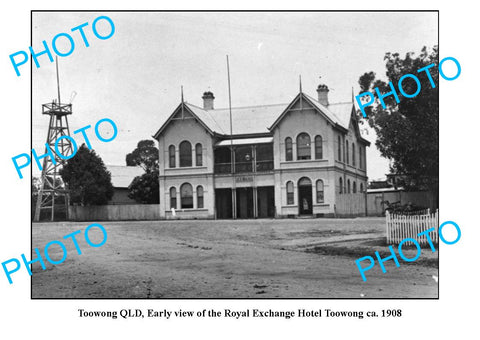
[316,84,329,106]
[202,91,215,110]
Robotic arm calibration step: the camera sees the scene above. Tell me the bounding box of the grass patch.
[306,244,438,268]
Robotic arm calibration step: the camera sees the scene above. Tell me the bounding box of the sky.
[32,11,438,180]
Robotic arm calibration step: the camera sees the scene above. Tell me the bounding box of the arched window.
[316,180,324,203]
[359,147,363,169]
[285,137,293,161]
[297,133,311,160]
[315,135,323,159]
[169,145,176,168]
[346,140,349,165]
[339,177,343,194]
[360,183,364,193]
[169,187,176,209]
[338,135,341,160]
[286,181,294,205]
[347,179,351,193]
[180,183,193,208]
[197,185,204,208]
[179,141,192,167]
[353,181,357,193]
[352,143,356,167]
[195,143,203,166]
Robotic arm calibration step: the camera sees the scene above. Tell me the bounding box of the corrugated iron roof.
[186,102,288,135]
[303,94,351,129]
[106,165,144,188]
[156,92,363,139]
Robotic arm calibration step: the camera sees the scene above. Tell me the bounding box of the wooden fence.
[386,209,439,245]
[335,193,366,217]
[69,204,160,221]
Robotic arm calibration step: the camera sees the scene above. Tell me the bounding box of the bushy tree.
[358,46,438,195]
[60,144,114,205]
[126,139,160,204]
[126,139,159,172]
[128,169,160,204]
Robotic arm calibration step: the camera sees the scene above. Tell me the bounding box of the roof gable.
[269,92,349,131]
[153,103,215,140]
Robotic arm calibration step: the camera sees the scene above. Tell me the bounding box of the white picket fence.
[386,209,439,245]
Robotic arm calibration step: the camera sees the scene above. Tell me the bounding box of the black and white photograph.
[3,0,480,338]
[29,11,440,299]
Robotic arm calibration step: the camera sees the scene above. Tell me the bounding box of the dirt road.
[31,218,438,298]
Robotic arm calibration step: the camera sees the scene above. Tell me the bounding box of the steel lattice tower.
[34,58,74,222]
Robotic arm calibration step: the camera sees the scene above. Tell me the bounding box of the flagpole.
[227,56,233,146]
[227,55,235,219]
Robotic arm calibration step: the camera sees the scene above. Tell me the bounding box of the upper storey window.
[169,145,176,168]
[346,140,349,165]
[297,133,311,160]
[179,141,192,167]
[352,143,356,167]
[337,135,341,160]
[315,135,323,159]
[195,143,203,166]
[285,137,293,161]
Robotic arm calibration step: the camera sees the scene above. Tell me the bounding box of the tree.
[60,144,114,205]
[126,139,159,172]
[358,46,439,195]
[128,169,160,204]
[126,139,160,204]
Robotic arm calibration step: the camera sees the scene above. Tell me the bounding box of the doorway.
[236,187,254,219]
[298,177,312,215]
[215,189,232,219]
[257,186,275,218]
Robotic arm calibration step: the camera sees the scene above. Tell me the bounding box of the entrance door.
[298,177,313,215]
[257,186,275,218]
[215,189,233,219]
[236,187,254,219]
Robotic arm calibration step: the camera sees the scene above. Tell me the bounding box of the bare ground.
[31,218,438,298]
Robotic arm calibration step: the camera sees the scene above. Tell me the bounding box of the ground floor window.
[170,187,176,209]
[286,181,294,205]
[181,183,193,208]
[316,180,324,203]
[197,185,204,208]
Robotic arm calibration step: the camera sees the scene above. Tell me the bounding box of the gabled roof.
[154,91,370,144]
[323,101,355,129]
[269,92,352,132]
[153,103,219,139]
[184,103,226,134]
[106,165,144,188]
